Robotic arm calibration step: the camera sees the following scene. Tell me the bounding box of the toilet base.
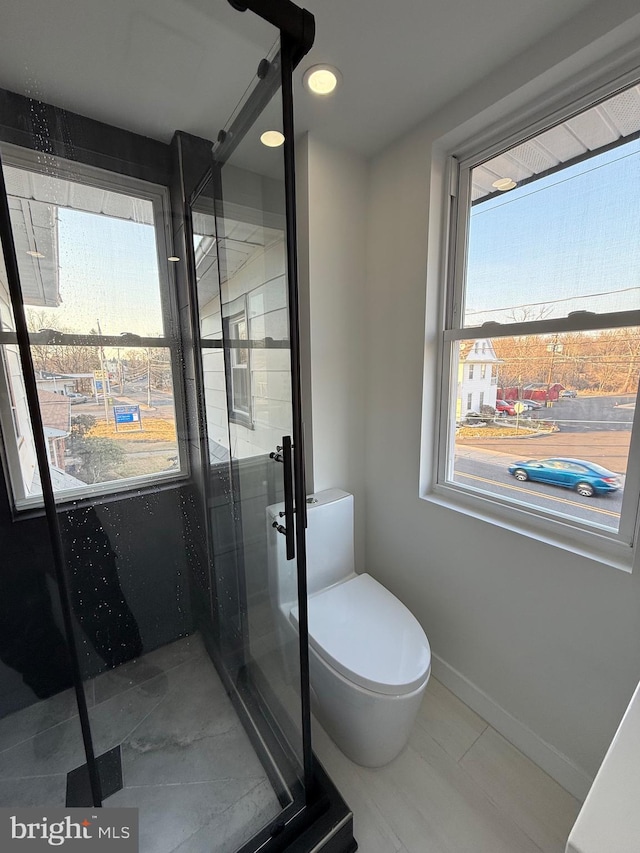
[310,646,430,767]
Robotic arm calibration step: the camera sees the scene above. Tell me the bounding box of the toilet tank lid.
[290,573,431,696]
[266,488,351,522]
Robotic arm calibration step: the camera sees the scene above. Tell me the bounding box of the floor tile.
[0,774,67,807]
[0,713,88,781]
[105,777,279,853]
[311,678,558,853]
[459,726,580,853]
[312,717,403,853]
[415,677,488,762]
[170,779,280,853]
[0,687,79,754]
[93,634,204,705]
[368,727,545,853]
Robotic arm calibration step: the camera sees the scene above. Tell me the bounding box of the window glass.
[448,330,637,533]
[0,155,182,507]
[439,80,640,552]
[4,165,165,336]
[465,116,640,328]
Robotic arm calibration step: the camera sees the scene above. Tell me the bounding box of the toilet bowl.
[267,489,431,767]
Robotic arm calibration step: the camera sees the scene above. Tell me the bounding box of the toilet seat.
[289,572,431,696]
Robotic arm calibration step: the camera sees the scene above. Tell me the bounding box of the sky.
[465,137,640,326]
[23,203,165,338]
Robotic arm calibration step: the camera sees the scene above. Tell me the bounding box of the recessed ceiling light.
[260,130,285,148]
[303,64,341,96]
[168,256,180,262]
[26,250,45,258]
[492,177,517,191]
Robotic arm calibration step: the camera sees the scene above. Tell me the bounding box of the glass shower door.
[190,34,311,807]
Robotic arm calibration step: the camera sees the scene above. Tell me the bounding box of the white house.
[457,338,501,416]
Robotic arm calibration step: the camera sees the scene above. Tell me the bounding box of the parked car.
[507,457,620,497]
[507,399,543,411]
[462,412,486,425]
[559,389,577,398]
[495,399,516,416]
[67,392,88,404]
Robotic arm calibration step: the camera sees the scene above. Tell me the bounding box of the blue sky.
[465,137,640,325]
[29,206,165,337]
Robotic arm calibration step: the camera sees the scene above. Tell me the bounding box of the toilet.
[267,488,431,767]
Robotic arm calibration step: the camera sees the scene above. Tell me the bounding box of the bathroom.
[2,1,640,852]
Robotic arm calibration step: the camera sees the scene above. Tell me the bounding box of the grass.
[88,417,177,442]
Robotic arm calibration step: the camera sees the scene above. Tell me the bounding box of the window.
[435,76,640,567]
[0,147,185,509]
[223,300,253,428]
[479,391,485,409]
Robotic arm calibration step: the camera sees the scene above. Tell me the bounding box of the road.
[452,396,635,529]
[454,446,623,530]
[74,376,177,420]
[459,395,635,472]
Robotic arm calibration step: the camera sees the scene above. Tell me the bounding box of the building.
[457,338,500,417]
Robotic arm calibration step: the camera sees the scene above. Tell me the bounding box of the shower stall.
[0,2,354,851]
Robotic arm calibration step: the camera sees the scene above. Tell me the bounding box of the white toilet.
[267,488,431,767]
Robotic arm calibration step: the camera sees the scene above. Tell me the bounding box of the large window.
[0,146,185,509]
[436,77,640,567]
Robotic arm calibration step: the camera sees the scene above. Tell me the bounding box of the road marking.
[456,471,621,518]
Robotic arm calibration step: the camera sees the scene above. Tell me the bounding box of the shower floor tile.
[0,633,283,852]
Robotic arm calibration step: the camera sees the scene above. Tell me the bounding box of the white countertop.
[566,680,640,853]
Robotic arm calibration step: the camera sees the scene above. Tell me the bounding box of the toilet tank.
[266,488,355,606]
[305,489,355,596]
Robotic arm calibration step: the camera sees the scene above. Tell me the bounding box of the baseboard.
[431,654,594,802]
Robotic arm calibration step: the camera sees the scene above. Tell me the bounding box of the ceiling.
[0,0,607,170]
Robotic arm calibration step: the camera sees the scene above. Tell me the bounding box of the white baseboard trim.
[431,654,594,802]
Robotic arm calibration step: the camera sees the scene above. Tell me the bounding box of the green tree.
[74,436,124,483]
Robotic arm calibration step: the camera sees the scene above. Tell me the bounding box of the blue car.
[507,457,621,497]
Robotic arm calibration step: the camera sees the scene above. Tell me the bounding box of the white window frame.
[0,144,189,511]
[429,69,640,573]
[223,295,254,429]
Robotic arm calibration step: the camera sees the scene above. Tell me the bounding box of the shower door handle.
[282,435,296,560]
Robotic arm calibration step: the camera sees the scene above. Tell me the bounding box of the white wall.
[298,134,368,570]
[361,3,640,797]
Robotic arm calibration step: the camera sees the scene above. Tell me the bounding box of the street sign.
[113,404,142,431]
[513,401,525,414]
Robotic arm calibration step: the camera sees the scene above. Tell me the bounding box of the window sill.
[12,470,190,519]
[422,483,635,574]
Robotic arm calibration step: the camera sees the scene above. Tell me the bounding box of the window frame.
[223,296,254,429]
[0,143,189,512]
[431,71,640,572]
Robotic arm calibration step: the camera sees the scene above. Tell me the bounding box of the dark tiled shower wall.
[0,474,197,719]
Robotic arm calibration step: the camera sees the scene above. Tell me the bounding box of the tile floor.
[312,676,582,853]
[0,634,282,853]
[0,632,584,853]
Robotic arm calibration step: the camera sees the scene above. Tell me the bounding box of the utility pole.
[97,319,110,424]
[147,348,152,409]
[546,334,563,407]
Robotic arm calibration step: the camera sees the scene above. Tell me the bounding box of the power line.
[466,286,640,317]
